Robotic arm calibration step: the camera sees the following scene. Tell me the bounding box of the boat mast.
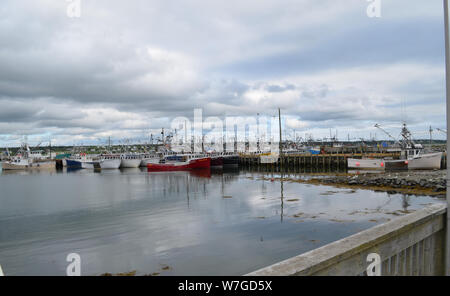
[278,108,283,169]
[400,123,417,148]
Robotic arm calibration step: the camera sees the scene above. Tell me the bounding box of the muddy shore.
[263,170,447,197]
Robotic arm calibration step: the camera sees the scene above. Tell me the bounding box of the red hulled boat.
[210,156,223,168]
[147,157,211,171]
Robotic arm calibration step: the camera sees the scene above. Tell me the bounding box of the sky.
[0,0,447,147]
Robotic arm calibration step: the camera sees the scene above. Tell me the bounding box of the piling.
[238,152,412,172]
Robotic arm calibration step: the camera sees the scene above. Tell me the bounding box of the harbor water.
[0,167,445,275]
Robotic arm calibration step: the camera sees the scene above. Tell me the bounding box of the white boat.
[348,123,444,171]
[347,158,384,170]
[81,161,96,169]
[120,154,142,168]
[1,143,54,170]
[140,157,161,167]
[98,155,121,169]
[406,151,443,170]
[1,157,54,170]
[139,153,165,167]
[28,150,47,161]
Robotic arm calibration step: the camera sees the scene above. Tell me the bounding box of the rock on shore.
[315,170,446,197]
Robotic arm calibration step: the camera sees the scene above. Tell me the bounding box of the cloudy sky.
[0,0,447,146]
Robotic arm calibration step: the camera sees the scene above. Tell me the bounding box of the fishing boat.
[384,159,409,171]
[347,158,384,170]
[140,156,162,167]
[348,123,443,171]
[65,159,83,169]
[1,157,54,170]
[1,144,54,170]
[66,153,94,169]
[140,152,182,167]
[210,156,223,168]
[139,153,158,167]
[120,154,142,168]
[222,153,239,168]
[147,156,211,171]
[403,150,442,170]
[98,154,121,169]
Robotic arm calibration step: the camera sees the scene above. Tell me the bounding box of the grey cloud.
[0,0,446,144]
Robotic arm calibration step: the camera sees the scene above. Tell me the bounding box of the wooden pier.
[239,152,447,171]
[239,153,399,170]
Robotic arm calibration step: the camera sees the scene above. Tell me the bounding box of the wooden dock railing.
[247,203,446,276]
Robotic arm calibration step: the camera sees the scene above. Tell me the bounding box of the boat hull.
[222,155,239,168]
[1,161,54,170]
[66,159,95,169]
[408,152,443,170]
[147,158,211,171]
[385,160,409,171]
[140,158,161,167]
[99,159,121,169]
[347,158,384,170]
[120,159,141,168]
[81,161,95,169]
[66,159,82,169]
[210,157,223,168]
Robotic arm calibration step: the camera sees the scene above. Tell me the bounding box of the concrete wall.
[247,203,446,276]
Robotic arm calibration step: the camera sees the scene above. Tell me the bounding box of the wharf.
[239,152,447,170]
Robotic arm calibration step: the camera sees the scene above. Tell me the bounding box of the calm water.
[0,167,444,276]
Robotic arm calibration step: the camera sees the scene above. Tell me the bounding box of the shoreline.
[261,170,446,197]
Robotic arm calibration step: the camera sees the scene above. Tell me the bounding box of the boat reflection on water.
[145,166,240,179]
[188,168,211,178]
[347,170,384,175]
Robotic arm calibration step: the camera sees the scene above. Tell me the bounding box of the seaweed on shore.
[100,270,137,276]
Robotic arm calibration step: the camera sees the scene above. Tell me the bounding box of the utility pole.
[443,0,450,276]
